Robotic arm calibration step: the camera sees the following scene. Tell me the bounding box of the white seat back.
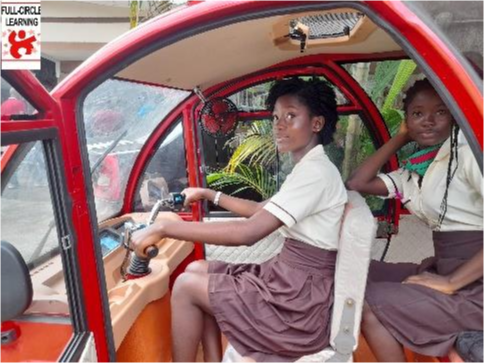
[224,191,376,362]
[328,191,376,360]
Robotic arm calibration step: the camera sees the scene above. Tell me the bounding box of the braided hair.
[266,77,338,145]
[437,123,459,228]
[403,78,460,229]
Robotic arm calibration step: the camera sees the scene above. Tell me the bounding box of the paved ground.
[371,214,434,264]
[2,185,58,264]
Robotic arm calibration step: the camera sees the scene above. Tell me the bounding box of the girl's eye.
[272,115,279,123]
[286,113,295,121]
[412,111,422,117]
[436,109,448,116]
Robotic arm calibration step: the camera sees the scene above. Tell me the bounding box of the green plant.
[341,60,418,211]
[207,120,278,200]
[225,121,275,173]
[381,60,417,134]
[207,164,276,200]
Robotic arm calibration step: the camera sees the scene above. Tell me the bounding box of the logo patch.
[1,1,41,70]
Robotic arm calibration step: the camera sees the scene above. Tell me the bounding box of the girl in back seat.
[347,78,483,361]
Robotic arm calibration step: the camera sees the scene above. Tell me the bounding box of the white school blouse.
[378,138,483,232]
[264,145,347,250]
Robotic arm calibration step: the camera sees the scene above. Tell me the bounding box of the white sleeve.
[461,146,483,198]
[263,162,339,227]
[377,169,405,199]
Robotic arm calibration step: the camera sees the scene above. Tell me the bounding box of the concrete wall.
[40,1,143,81]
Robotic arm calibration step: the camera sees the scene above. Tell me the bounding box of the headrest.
[1,241,33,322]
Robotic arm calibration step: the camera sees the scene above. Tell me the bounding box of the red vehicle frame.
[1,1,482,362]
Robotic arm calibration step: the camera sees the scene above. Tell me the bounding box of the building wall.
[40,1,140,82]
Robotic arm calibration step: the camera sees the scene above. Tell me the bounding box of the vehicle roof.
[116,7,401,90]
[55,1,402,96]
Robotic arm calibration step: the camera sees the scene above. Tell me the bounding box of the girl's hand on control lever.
[131,222,170,258]
[181,187,213,207]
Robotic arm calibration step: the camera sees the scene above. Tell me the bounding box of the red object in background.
[94,154,121,201]
[1,97,26,117]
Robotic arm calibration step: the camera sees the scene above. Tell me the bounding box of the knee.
[172,271,211,312]
[172,272,194,299]
[185,260,209,274]
[172,271,205,302]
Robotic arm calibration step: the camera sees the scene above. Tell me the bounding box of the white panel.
[204,217,284,264]
[79,333,98,363]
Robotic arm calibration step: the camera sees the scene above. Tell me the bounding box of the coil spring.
[127,255,151,276]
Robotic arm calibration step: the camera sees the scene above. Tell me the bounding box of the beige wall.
[41,1,134,61]
[42,1,131,18]
[40,1,144,81]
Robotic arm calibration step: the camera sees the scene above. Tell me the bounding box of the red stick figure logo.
[8,30,36,59]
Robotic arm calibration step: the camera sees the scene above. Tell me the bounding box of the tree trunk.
[342,63,369,180]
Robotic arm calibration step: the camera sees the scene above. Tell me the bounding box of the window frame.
[194,64,391,218]
[1,126,91,361]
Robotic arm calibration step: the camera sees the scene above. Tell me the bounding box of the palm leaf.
[208,164,276,199]
[226,135,272,172]
[370,61,400,102]
[226,121,276,172]
[383,109,405,136]
[381,60,417,114]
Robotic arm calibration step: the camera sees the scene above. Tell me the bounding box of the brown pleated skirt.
[208,238,337,362]
[366,230,483,357]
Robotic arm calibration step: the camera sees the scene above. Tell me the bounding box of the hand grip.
[144,245,159,259]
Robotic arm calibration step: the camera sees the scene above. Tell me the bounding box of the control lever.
[147,192,185,225]
[120,193,185,281]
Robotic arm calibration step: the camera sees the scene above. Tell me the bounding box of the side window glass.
[2,74,97,361]
[82,78,189,221]
[1,141,75,359]
[134,121,188,211]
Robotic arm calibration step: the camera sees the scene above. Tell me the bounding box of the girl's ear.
[312,116,325,132]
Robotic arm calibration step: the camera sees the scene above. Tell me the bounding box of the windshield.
[82,78,189,221]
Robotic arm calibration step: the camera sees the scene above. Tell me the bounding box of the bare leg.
[361,301,407,362]
[172,264,222,362]
[202,314,222,362]
[183,260,222,360]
